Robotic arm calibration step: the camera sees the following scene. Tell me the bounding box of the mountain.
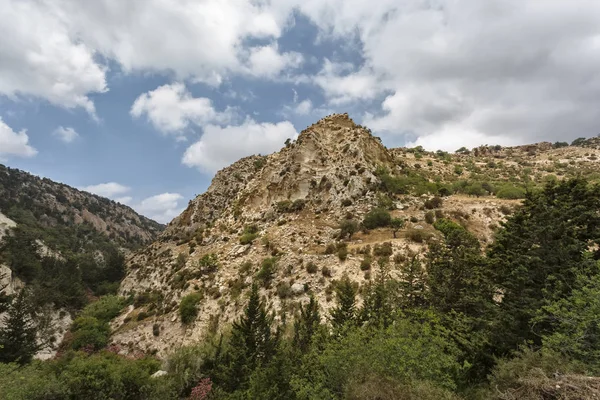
[0,164,164,358]
[112,114,600,356]
[0,164,163,249]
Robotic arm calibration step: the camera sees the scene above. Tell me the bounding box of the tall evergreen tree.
[360,261,394,328]
[223,284,276,392]
[331,275,357,329]
[489,178,600,354]
[426,219,493,319]
[293,295,321,353]
[397,256,427,309]
[0,290,38,365]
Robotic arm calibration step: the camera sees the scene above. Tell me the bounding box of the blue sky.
[2,1,600,222]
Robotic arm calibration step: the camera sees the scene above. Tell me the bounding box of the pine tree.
[223,284,276,391]
[426,219,493,318]
[293,295,321,353]
[0,290,38,365]
[489,178,600,354]
[331,275,357,329]
[360,261,393,328]
[398,256,426,309]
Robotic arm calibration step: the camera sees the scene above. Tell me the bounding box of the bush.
[276,199,306,213]
[80,295,125,323]
[363,208,391,230]
[276,282,292,299]
[306,262,318,274]
[406,229,431,243]
[337,243,349,261]
[424,196,443,209]
[341,199,352,207]
[324,243,337,254]
[322,266,332,278]
[179,292,202,324]
[339,220,359,240]
[71,316,111,351]
[496,185,526,199]
[373,242,393,257]
[239,233,258,245]
[256,258,277,286]
[425,211,435,224]
[198,253,219,273]
[360,255,372,271]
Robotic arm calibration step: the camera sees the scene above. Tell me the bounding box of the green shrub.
[341,199,352,207]
[71,316,111,351]
[360,255,372,271]
[324,243,337,255]
[80,295,125,323]
[306,262,318,274]
[406,229,431,243]
[179,292,202,324]
[425,211,435,224]
[339,220,359,240]
[424,196,443,209]
[276,282,292,299]
[337,243,349,261]
[256,258,277,286]
[363,208,391,230]
[373,242,393,257]
[198,253,219,273]
[496,185,526,199]
[239,233,258,245]
[322,266,332,278]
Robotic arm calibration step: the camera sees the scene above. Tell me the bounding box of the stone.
[291,283,305,295]
[151,370,168,378]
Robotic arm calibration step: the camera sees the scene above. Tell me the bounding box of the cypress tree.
[224,283,276,391]
[331,275,357,329]
[293,295,321,353]
[0,290,38,365]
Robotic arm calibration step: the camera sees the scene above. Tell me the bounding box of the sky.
[2,1,600,223]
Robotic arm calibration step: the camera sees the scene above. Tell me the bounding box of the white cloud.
[182,119,298,173]
[131,83,234,136]
[0,118,37,159]
[293,99,313,115]
[0,1,107,115]
[135,192,185,224]
[53,126,79,143]
[115,196,133,205]
[313,60,382,105]
[82,182,131,198]
[290,0,600,148]
[245,44,303,78]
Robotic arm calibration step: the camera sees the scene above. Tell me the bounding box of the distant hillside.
[0,164,163,250]
[0,164,164,358]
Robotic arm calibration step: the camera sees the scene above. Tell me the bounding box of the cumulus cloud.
[0,0,296,112]
[82,182,131,198]
[293,0,600,149]
[53,126,79,143]
[131,83,234,136]
[115,196,133,205]
[0,118,37,159]
[135,192,185,224]
[0,1,107,115]
[182,119,298,173]
[245,44,303,78]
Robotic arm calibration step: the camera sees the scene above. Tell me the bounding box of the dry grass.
[496,369,600,400]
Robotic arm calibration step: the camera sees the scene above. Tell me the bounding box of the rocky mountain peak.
[166,114,395,241]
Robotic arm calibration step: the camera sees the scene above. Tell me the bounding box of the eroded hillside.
[113,114,600,356]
